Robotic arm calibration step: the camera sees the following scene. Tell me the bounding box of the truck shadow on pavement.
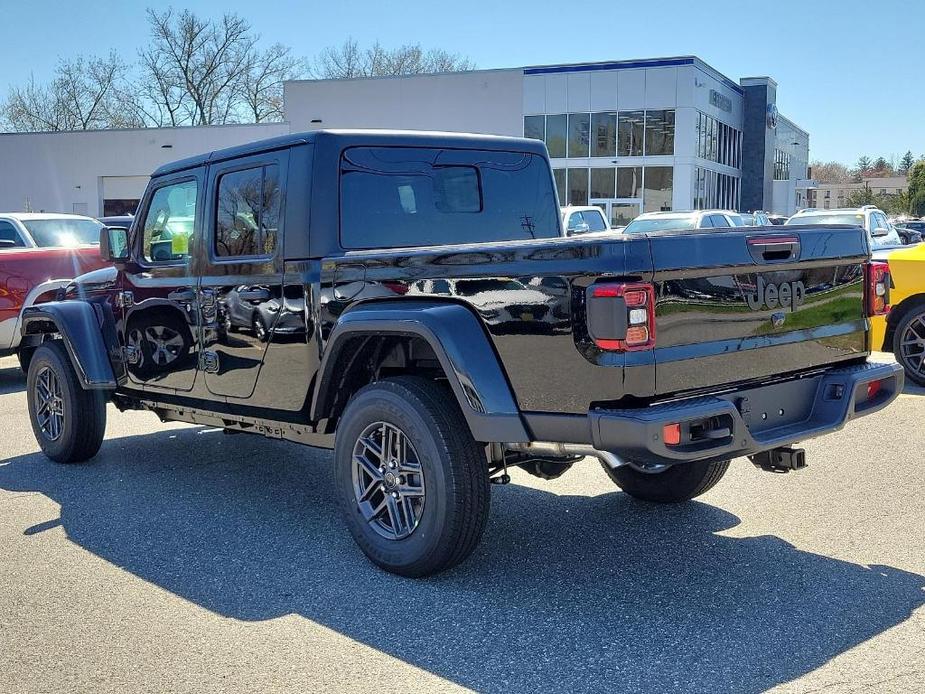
[1,427,923,693]
[0,363,25,395]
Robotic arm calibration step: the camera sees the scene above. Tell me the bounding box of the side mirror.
[100,226,130,262]
[871,226,890,238]
[0,239,16,248]
[567,221,590,235]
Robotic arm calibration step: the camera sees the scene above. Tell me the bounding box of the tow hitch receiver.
[750,447,807,473]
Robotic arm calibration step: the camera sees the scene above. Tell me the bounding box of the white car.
[786,206,903,250]
[622,210,744,234]
[561,206,610,236]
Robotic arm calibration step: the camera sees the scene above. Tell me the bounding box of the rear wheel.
[893,305,925,387]
[334,376,490,577]
[26,341,106,463]
[601,459,730,503]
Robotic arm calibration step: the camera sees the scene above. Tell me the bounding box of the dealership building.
[0,56,811,222]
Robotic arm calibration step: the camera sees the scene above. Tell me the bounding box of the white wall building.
[0,56,809,220]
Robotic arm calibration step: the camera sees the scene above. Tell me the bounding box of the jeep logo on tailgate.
[745,277,805,311]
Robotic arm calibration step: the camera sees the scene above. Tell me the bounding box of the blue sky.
[0,0,920,164]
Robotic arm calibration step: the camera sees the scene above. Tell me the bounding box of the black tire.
[26,341,106,463]
[892,304,925,387]
[519,459,575,480]
[601,458,730,503]
[17,347,34,374]
[334,376,490,577]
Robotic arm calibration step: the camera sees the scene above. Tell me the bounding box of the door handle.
[238,287,271,301]
[168,289,196,301]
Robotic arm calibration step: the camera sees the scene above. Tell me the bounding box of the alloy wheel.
[351,421,426,540]
[34,366,65,441]
[899,312,925,378]
[144,325,185,366]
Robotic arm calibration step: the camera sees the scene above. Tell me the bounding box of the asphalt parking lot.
[1,354,923,694]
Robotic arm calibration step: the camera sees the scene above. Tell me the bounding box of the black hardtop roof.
[152,129,548,177]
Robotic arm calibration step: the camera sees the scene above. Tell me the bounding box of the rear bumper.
[586,361,903,466]
[524,363,903,465]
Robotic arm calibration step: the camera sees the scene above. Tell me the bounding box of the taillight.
[588,282,656,351]
[866,261,890,317]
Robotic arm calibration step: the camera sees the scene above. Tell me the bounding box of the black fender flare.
[20,301,118,390]
[312,300,529,443]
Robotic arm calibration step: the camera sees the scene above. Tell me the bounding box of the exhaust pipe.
[506,442,626,470]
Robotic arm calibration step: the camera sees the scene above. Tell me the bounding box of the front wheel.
[334,376,490,577]
[601,458,730,503]
[26,341,107,463]
[893,305,925,387]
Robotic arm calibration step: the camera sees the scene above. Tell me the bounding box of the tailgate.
[647,227,869,396]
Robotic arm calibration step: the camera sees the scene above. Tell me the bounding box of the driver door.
[120,170,204,392]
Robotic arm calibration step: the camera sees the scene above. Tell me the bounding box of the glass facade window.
[694,167,740,211]
[523,115,545,142]
[697,113,741,168]
[545,114,567,158]
[590,167,615,199]
[525,109,675,159]
[566,167,589,206]
[617,167,643,198]
[774,149,791,180]
[591,112,618,157]
[552,168,566,206]
[618,111,645,156]
[567,113,590,157]
[644,110,675,156]
[643,167,673,213]
[560,165,665,214]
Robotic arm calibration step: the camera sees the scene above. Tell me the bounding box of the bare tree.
[140,8,255,126]
[239,44,305,123]
[314,39,474,79]
[2,52,128,132]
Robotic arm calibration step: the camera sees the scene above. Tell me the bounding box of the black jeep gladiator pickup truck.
[20,130,902,576]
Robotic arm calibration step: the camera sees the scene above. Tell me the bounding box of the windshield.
[21,218,103,247]
[623,216,697,234]
[786,213,864,227]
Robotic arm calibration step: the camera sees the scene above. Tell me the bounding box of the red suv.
[0,213,110,369]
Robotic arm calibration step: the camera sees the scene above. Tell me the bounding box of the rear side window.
[340,147,560,249]
[215,165,281,258]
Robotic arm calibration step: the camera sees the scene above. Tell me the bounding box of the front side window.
[0,220,25,247]
[215,165,281,258]
[142,179,198,263]
[340,147,560,248]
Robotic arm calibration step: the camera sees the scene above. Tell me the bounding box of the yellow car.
[871,242,925,386]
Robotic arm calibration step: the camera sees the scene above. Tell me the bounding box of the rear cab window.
[339,146,560,249]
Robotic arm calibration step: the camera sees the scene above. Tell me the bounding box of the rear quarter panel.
[872,243,925,351]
